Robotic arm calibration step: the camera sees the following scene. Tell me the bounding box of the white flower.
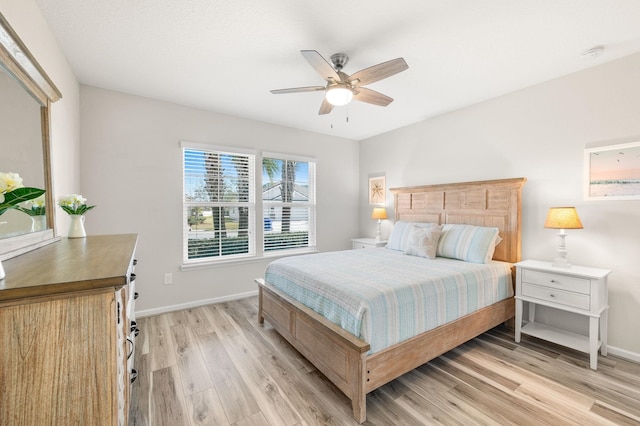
[58,194,86,207]
[24,194,46,208]
[58,194,95,215]
[0,172,45,216]
[0,172,24,194]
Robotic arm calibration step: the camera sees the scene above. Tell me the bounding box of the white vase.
[68,215,86,238]
[33,215,47,232]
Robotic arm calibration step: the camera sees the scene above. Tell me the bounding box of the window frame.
[181,141,256,265]
[261,152,317,256]
[180,143,317,269]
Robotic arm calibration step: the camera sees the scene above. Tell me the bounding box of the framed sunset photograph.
[585,141,640,200]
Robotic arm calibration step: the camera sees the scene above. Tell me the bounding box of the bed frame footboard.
[257,278,369,422]
[257,278,515,423]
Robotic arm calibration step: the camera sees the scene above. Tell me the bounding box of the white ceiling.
[35,0,640,141]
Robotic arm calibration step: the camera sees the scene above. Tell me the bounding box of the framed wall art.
[369,175,386,205]
[585,141,640,200]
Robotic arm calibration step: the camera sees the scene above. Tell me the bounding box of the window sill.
[180,248,318,271]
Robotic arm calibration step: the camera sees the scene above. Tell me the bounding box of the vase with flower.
[0,172,46,280]
[16,194,47,231]
[58,194,95,238]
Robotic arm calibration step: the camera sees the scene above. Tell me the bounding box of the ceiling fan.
[270,50,409,115]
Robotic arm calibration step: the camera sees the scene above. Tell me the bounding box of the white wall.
[1,0,81,233]
[359,53,640,360]
[79,86,360,314]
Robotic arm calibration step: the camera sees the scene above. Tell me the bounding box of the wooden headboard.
[390,178,526,263]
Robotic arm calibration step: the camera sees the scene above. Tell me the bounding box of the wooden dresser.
[0,234,138,426]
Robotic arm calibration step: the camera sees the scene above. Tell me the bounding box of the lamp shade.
[544,207,583,229]
[325,85,353,106]
[371,207,388,220]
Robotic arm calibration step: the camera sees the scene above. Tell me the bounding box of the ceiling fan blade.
[301,50,341,82]
[270,86,326,94]
[353,87,393,106]
[319,98,334,115]
[349,58,408,87]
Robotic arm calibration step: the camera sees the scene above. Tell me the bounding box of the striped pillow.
[436,224,500,263]
[386,221,437,251]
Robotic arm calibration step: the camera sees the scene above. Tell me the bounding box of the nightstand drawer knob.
[549,293,556,298]
[550,279,556,283]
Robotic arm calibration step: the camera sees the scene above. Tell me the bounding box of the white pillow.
[436,224,500,264]
[404,225,443,259]
[386,221,438,251]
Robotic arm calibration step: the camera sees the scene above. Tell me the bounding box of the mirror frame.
[0,12,62,261]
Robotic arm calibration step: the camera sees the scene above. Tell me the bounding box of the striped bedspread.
[265,248,513,354]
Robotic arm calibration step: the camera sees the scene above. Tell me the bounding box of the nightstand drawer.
[522,270,590,294]
[351,238,387,249]
[521,283,590,310]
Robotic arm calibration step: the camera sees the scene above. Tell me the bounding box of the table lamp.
[544,207,583,268]
[371,207,388,242]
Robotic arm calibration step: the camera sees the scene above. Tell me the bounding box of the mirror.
[0,12,61,261]
[0,66,44,237]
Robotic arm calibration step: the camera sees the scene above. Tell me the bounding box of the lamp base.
[552,230,571,268]
[552,259,572,268]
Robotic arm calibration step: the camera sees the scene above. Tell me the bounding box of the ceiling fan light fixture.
[325,85,353,106]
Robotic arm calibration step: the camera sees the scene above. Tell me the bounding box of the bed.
[256,177,526,423]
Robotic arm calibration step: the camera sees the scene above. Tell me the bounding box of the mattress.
[265,248,513,354]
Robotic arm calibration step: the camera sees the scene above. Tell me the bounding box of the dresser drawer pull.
[134,292,139,300]
[127,337,134,359]
[130,321,140,337]
[129,273,136,282]
[130,368,138,384]
[133,259,138,266]
[549,293,556,298]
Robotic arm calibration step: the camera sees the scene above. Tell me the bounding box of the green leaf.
[60,204,96,215]
[16,206,45,216]
[60,205,76,215]
[2,187,46,205]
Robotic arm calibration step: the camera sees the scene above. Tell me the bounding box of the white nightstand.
[514,260,611,370]
[351,238,387,249]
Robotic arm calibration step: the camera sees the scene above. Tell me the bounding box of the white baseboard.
[135,290,258,318]
[607,345,640,364]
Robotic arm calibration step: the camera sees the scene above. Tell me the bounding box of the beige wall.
[79,86,360,314]
[359,52,640,360]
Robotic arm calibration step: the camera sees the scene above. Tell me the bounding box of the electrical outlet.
[163,272,172,285]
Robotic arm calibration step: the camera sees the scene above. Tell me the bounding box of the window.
[262,154,316,253]
[182,142,255,263]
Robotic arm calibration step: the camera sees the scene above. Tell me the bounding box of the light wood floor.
[129,297,640,425]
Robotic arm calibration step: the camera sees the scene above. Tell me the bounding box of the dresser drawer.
[522,270,590,294]
[522,283,590,310]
